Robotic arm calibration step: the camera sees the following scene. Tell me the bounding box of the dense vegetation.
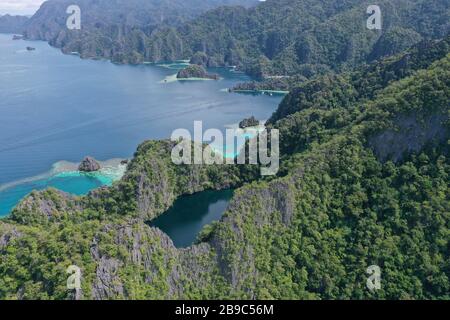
[20,0,450,72]
[0,0,448,300]
[177,65,219,79]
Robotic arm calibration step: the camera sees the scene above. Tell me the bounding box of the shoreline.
[0,158,127,193]
[159,73,218,84]
[231,89,289,95]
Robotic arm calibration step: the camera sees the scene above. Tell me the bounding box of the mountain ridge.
[0,14,29,34]
[0,29,448,299]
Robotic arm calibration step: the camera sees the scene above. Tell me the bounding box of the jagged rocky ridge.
[268,36,450,124]
[21,0,258,64]
[176,65,219,80]
[0,34,448,299]
[20,0,450,75]
[0,15,29,34]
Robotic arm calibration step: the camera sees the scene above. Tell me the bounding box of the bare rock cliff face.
[0,224,22,250]
[118,140,242,221]
[369,113,448,162]
[10,189,83,225]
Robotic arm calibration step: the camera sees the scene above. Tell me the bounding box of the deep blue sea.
[0,33,282,216]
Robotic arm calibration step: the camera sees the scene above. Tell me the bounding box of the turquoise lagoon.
[0,160,127,215]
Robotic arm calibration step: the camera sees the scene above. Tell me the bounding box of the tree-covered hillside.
[0,28,448,299]
[19,0,450,69]
[0,15,29,34]
[166,0,449,78]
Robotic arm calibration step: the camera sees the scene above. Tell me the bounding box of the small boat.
[26,46,36,51]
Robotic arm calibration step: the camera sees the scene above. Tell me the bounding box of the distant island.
[176,65,219,80]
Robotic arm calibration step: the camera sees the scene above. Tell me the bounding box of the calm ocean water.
[0,33,282,216]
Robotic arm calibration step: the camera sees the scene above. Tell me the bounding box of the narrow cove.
[149,189,234,248]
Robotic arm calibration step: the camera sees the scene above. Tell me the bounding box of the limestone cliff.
[0,15,28,34]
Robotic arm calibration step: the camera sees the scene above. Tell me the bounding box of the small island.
[176,65,219,80]
[239,116,260,129]
[78,156,101,172]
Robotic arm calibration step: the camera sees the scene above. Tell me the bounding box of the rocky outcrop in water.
[176,65,219,80]
[10,189,83,226]
[0,39,448,300]
[239,116,259,129]
[79,157,101,172]
[0,14,28,34]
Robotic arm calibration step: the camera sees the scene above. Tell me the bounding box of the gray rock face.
[210,175,298,293]
[118,140,240,221]
[79,157,101,172]
[0,225,22,250]
[369,113,448,162]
